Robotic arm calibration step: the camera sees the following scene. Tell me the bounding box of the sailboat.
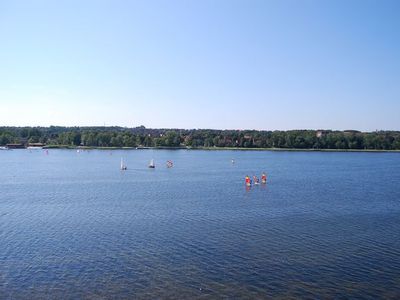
[120,158,127,170]
[148,159,155,168]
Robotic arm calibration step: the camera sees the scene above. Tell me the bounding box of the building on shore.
[316,130,328,138]
[27,143,45,148]
[6,143,25,149]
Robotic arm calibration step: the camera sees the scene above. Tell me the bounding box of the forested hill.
[0,126,400,150]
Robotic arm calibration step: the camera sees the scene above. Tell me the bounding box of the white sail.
[149,159,155,168]
[120,158,127,170]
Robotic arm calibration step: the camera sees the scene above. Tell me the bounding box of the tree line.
[0,126,400,150]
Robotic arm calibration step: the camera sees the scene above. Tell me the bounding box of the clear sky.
[0,0,399,131]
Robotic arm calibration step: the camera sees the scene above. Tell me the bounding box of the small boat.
[148,159,155,168]
[166,160,173,168]
[120,158,127,170]
[0,146,8,150]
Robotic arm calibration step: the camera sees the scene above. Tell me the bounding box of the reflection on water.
[0,149,400,298]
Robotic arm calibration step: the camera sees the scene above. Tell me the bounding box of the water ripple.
[1,150,400,298]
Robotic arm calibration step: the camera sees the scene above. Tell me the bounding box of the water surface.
[1,149,400,298]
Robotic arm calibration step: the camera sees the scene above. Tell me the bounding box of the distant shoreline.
[35,145,400,153]
[2,126,399,151]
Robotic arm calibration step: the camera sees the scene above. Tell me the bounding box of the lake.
[1,149,400,299]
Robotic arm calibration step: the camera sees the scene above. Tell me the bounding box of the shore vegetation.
[1,126,399,150]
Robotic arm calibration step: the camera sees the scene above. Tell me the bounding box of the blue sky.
[0,0,399,131]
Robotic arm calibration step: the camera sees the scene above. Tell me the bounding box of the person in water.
[261,172,267,184]
[253,175,260,184]
[245,175,251,186]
